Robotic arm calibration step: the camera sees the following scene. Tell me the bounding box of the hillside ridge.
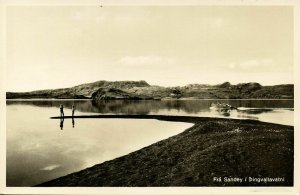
[6,80,294,100]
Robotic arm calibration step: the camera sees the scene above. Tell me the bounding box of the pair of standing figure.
[60,104,75,117]
[60,104,75,130]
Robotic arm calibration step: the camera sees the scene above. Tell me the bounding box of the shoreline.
[36,115,293,187]
[6,98,294,101]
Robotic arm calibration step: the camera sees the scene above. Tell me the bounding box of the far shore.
[6,80,294,100]
[6,98,295,101]
[37,115,294,187]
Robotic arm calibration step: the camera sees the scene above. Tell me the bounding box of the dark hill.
[6,80,294,100]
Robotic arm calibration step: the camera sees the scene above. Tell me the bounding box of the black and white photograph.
[0,0,299,194]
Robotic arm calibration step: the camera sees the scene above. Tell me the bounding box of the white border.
[0,0,299,194]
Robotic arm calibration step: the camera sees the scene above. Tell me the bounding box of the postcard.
[0,0,299,194]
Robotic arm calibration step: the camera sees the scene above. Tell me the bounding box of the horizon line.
[6,79,294,93]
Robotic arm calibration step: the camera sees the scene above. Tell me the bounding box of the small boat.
[210,102,236,112]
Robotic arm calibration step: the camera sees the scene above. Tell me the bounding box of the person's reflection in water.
[60,118,64,130]
[72,118,75,128]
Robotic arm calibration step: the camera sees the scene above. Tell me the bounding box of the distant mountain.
[6,80,294,100]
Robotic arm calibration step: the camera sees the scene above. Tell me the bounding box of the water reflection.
[7,99,294,126]
[210,108,231,117]
[221,111,230,117]
[6,99,294,115]
[59,117,75,130]
[6,99,294,186]
[60,118,64,130]
[237,108,274,115]
[7,105,192,186]
[72,118,75,128]
[236,113,259,120]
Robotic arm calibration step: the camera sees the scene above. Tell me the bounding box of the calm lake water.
[6,99,293,186]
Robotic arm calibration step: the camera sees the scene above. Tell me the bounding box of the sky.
[6,6,293,92]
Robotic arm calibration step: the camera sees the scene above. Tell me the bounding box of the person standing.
[72,105,75,117]
[60,104,64,118]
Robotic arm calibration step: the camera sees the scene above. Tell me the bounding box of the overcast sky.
[6,6,293,92]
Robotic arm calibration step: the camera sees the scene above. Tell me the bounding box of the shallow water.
[6,99,293,186]
[6,104,193,186]
[7,99,294,125]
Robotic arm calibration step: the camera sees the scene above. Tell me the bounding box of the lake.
[6,99,293,186]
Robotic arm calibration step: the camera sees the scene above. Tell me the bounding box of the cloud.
[119,56,176,67]
[228,58,273,70]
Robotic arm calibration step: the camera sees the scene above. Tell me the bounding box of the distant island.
[6,80,294,100]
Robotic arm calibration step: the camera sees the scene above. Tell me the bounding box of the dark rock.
[92,88,153,100]
[236,82,262,91]
[218,82,231,88]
